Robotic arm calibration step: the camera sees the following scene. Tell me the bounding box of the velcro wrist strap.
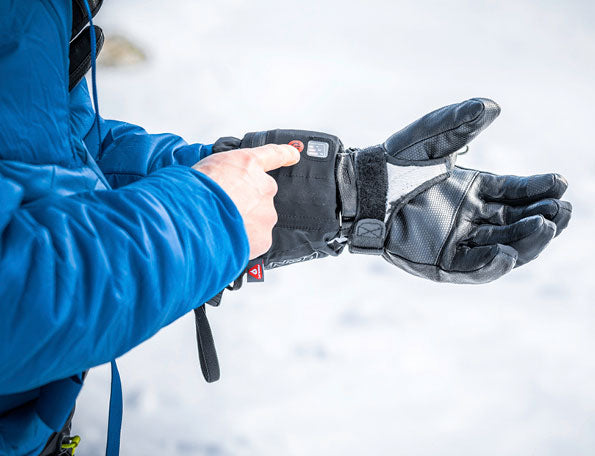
[349,145,388,255]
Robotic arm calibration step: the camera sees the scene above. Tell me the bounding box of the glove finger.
[550,200,572,237]
[448,243,518,283]
[480,198,572,236]
[384,98,500,162]
[469,215,556,266]
[479,172,568,205]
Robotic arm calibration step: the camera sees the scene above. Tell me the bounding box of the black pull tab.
[193,305,220,383]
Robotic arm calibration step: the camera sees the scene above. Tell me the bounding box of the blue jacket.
[0,1,249,454]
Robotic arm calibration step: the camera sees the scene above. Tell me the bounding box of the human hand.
[193,144,300,258]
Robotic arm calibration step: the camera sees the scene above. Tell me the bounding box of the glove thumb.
[384,98,501,162]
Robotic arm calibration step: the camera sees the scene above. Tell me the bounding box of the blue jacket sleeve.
[0,165,249,395]
[96,119,213,188]
[69,79,214,188]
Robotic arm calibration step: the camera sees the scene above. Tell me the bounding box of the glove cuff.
[212,136,241,153]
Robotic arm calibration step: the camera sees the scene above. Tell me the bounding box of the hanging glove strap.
[193,304,221,383]
[193,259,262,383]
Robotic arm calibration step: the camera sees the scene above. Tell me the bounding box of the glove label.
[246,259,264,282]
[267,251,320,269]
[306,140,329,158]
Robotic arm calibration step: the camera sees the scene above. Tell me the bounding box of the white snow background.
[73,0,595,454]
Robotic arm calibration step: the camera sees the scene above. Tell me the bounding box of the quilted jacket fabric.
[0,1,249,454]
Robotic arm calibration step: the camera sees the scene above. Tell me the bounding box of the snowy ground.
[73,1,595,454]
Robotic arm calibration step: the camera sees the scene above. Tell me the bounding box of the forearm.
[0,166,248,394]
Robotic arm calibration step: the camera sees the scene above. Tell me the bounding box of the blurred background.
[74,0,595,454]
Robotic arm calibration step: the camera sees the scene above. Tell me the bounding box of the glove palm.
[385,167,571,283]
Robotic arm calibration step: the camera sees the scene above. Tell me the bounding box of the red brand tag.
[248,263,262,281]
[246,259,264,283]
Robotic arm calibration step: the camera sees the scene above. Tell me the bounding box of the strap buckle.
[60,435,81,455]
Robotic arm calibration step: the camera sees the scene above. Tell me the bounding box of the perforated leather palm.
[384,167,572,283]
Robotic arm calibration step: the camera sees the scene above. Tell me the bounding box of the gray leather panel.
[386,168,477,265]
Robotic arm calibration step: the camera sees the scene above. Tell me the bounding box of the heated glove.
[195,98,572,382]
[214,98,510,274]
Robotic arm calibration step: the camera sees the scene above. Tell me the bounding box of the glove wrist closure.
[346,146,388,255]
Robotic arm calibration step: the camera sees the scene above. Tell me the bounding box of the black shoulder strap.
[71,0,104,39]
[69,25,105,91]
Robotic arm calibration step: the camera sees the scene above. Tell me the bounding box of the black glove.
[214,98,502,270]
[195,98,572,383]
[385,167,571,283]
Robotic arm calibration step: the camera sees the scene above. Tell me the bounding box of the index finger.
[248,144,301,172]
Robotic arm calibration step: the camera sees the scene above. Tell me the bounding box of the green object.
[61,435,81,454]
